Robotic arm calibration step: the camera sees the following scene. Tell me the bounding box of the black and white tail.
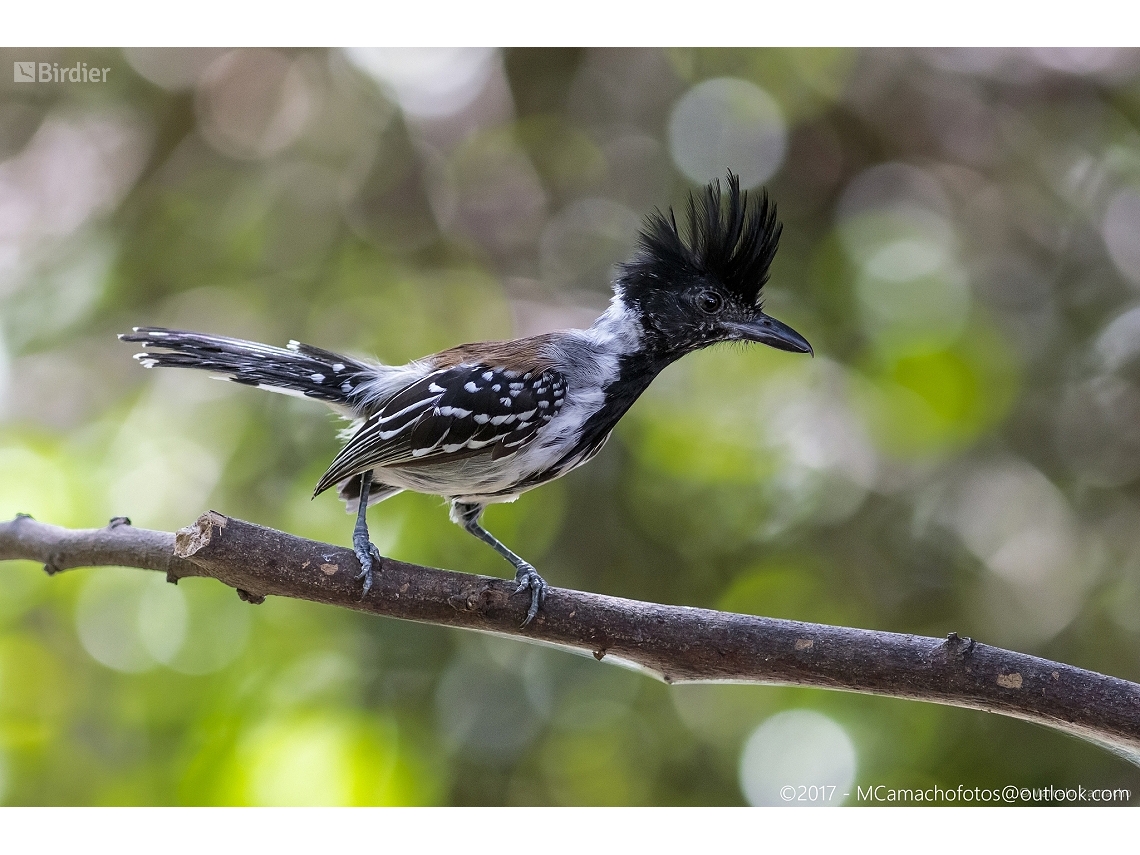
[119,327,374,406]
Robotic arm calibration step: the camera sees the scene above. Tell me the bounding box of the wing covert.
[314,363,566,495]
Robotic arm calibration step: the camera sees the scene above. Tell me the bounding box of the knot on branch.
[175,511,227,559]
[943,631,975,661]
[447,584,509,615]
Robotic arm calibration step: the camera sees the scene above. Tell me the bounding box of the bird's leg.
[352,470,382,598]
[451,501,547,626]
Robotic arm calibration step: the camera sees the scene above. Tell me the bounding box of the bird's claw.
[513,563,547,627]
[352,538,382,599]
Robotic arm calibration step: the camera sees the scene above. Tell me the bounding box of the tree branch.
[3,511,1139,765]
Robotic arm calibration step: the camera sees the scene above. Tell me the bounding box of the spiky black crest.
[619,171,781,308]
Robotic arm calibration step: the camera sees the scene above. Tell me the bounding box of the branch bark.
[3,511,1139,765]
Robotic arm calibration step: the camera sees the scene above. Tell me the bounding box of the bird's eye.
[696,290,723,315]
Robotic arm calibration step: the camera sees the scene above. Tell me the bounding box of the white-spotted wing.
[314,364,566,495]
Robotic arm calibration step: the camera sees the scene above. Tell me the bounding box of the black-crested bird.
[120,172,812,625]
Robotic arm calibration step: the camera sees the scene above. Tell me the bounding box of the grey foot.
[352,536,382,599]
[514,563,548,627]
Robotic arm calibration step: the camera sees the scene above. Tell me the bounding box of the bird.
[120,172,812,626]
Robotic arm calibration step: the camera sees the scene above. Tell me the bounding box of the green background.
[1,47,1139,805]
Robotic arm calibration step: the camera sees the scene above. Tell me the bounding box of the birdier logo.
[13,61,109,83]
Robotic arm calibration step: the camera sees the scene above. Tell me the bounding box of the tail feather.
[119,326,373,405]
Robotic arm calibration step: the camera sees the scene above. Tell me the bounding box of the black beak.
[731,313,813,355]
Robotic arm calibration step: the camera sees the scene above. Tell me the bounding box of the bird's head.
[615,172,812,363]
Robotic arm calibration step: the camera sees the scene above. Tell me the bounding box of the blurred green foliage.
[1,47,1140,805]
